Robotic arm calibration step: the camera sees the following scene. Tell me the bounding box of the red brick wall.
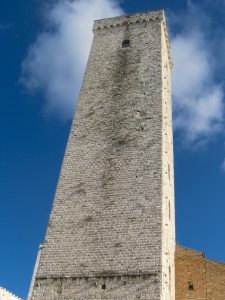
[176,245,225,300]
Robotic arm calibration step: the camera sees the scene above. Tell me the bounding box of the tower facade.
[30,10,175,300]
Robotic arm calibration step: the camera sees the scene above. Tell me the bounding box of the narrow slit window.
[122,39,130,48]
[169,201,171,220]
[168,164,170,181]
[169,266,171,293]
[188,282,194,291]
[102,283,106,290]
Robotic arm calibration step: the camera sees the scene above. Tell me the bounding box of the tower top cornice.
[93,10,164,31]
[93,10,172,68]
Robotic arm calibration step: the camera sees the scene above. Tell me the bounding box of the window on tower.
[169,266,171,293]
[169,201,171,220]
[101,283,106,290]
[122,39,130,48]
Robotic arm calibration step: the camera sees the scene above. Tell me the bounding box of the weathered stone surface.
[32,275,160,300]
[30,10,175,300]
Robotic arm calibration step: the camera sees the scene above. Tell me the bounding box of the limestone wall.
[31,275,160,300]
[161,18,175,300]
[30,10,175,300]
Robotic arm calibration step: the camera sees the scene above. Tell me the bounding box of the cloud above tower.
[20,0,124,120]
[21,0,225,149]
[170,3,224,146]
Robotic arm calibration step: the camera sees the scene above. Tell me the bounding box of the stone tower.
[30,10,175,300]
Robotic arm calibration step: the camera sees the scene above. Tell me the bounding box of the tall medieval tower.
[29,10,175,300]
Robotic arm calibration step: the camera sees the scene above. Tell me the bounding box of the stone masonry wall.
[30,11,174,300]
[161,19,175,300]
[31,275,160,300]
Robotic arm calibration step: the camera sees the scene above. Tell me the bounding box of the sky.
[1,0,225,298]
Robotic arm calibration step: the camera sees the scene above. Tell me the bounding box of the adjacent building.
[0,287,21,300]
[176,245,225,300]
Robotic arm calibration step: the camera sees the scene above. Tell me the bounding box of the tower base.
[31,275,161,300]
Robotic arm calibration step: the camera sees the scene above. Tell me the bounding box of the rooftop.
[0,287,22,300]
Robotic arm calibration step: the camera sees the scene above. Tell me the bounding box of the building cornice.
[93,10,172,69]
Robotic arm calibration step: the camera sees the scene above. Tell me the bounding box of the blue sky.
[1,0,225,298]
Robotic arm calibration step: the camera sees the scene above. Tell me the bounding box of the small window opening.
[122,39,130,48]
[168,164,170,181]
[102,283,106,290]
[188,282,194,291]
[169,201,171,220]
[169,266,171,293]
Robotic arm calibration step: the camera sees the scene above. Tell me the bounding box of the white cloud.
[21,0,225,146]
[0,23,13,30]
[221,158,225,172]
[21,0,123,120]
[171,4,224,146]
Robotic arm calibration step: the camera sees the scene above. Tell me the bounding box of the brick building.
[176,245,225,300]
[0,287,21,300]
